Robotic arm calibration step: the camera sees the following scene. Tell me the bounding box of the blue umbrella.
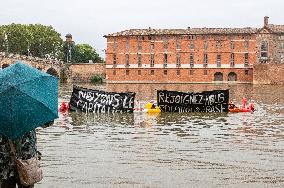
[0,62,58,139]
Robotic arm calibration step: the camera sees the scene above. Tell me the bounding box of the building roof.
[104,27,259,37]
[267,24,284,33]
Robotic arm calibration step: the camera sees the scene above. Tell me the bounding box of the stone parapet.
[69,63,106,83]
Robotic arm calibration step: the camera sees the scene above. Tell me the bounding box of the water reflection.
[36,83,284,188]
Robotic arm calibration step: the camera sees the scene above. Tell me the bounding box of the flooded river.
[37,84,284,188]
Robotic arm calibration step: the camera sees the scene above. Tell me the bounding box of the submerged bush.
[91,74,103,84]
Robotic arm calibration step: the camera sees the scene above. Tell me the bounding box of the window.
[176,53,181,67]
[150,54,155,67]
[260,41,268,62]
[228,35,234,40]
[228,72,237,81]
[164,41,169,52]
[245,53,249,66]
[138,41,142,52]
[216,54,221,67]
[243,35,250,40]
[163,36,169,52]
[204,69,208,75]
[245,70,249,75]
[188,35,196,40]
[244,41,249,51]
[125,54,129,67]
[176,36,181,49]
[204,41,208,50]
[230,53,235,67]
[281,42,284,50]
[113,54,117,66]
[164,53,168,67]
[126,69,129,75]
[150,70,154,75]
[214,72,223,81]
[230,41,235,50]
[177,69,180,75]
[203,54,208,67]
[189,69,194,75]
[190,53,194,67]
[261,41,268,51]
[216,41,221,49]
[164,69,167,75]
[113,70,116,75]
[190,41,194,50]
[215,36,222,40]
[113,38,117,52]
[137,54,142,67]
[201,35,206,40]
[126,38,129,52]
[163,35,168,41]
[138,70,141,75]
[150,42,155,52]
[281,54,284,63]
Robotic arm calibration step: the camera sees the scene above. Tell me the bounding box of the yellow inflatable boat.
[145,103,161,113]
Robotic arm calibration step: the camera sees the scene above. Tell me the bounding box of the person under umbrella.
[0,62,58,187]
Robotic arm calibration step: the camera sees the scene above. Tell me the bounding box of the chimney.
[264,16,269,27]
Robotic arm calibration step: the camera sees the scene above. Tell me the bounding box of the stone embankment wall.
[69,63,106,82]
[253,63,284,84]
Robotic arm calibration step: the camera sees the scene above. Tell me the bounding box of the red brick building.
[104,17,283,83]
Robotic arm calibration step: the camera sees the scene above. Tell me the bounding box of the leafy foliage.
[90,74,103,84]
[74,44,104,63]
[0,24,63,58]
[0,24,105,63]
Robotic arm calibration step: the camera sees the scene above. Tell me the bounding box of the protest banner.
[157,90,229,113]
[70,85,135,113]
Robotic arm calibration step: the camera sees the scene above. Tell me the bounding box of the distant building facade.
[104,17,284,83]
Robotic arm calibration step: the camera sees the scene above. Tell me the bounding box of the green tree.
[74,44,104,63]
[0,24,30,54]
[0,24,63,58]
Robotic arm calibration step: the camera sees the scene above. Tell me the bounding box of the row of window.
[113,53,250,67]
[113,69,250,76]
[114,40,251,52]
[114,35,253,42]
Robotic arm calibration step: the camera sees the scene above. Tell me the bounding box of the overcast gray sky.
[0,0,283,57]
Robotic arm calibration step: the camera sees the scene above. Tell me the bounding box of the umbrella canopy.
[0,62,58,139]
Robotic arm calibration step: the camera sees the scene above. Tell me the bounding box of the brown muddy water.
[36,83,284,188]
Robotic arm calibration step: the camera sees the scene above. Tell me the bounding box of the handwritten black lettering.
[157,90,229,113]
[70,85,136,113]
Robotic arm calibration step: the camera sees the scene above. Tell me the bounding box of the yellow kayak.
[146,108,161,113]
[145,102,161,113]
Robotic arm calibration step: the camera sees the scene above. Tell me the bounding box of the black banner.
[157,90,229,113]
[70,85,136,113]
